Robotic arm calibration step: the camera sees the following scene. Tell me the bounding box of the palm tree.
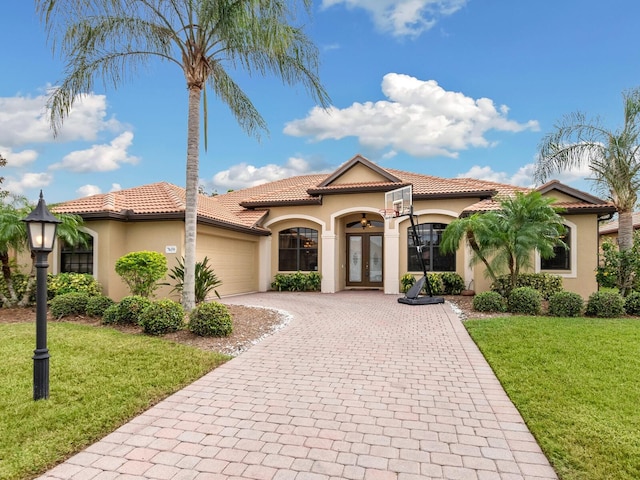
[0,195,89,307]
[440,213,499,284]
[441,191,566,293]
[36,0,330,310]
[536,88,640,253]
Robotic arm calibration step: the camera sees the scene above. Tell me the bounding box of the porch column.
[321,233,337,293]
[258,236,272,292]
[384,229,400,294]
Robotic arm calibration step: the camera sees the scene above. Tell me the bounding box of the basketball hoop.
[379,208,399,220]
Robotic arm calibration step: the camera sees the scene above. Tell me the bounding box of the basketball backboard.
[383,185,412,218]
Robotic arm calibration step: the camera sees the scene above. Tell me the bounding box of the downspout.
[597,212,615,291]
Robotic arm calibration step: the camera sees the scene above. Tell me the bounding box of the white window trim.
[535,220,577,278]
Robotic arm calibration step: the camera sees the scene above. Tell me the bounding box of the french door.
[347,233,383,287]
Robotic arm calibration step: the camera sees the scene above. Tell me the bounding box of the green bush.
[492,273,563,299]
[113,295,153,325]
[115,251,167,297]
[440,272,465,295]
[166,256,222,304]
[0,272,32,305]
[472,291,506,312]
[400,273,415,293]
[139,299,185,335]
[624,291,640,316]
[101,304,119,325]
[548,291,584,317]
[271,272,321,292]
[507,287,542,315]
[188,302,233,337]
[49,292,90,319]
[585,291,625,318]
[85,295,115,317]
[47,273,102,299]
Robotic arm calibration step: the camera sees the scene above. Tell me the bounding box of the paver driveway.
[39,291,557,480]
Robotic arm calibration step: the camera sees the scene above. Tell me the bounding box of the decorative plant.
[115,251,167,297]
[167,256,222,304]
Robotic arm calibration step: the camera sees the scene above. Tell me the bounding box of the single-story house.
[51,154,616,300]
[599,212,640,243]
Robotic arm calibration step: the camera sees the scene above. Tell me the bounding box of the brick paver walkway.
[38,291,557,480]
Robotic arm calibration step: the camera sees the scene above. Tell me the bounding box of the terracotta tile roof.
[53,182,269,234]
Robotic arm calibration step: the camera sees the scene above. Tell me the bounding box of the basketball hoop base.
[398,296,445,305]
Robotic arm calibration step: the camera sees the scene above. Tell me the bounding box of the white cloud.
[0,146,38,167]
[457,162,593,188]
[209,157,332,191]
[77,184,102,197]
[285,73,539,158]
[4,172,53,194]
[320,0,467,37]
[110,183,122,192]
[50,132,139,173]
[0,90,122,148]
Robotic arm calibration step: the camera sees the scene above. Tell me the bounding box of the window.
[408,223,455,272]
[541,226,571,270]
[60,237,94,274]
[278,227,318,271]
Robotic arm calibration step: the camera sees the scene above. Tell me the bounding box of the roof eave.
[240,198,323,208]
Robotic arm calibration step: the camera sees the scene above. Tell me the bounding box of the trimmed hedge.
[492,273,563,299]
[49,292,90,319]
[112,295,152,325]
[271,272,321,292]
[139,299,185,335]
[48,273,102,299]
[85,295,115,317]
[472,291,506,312]
[624,291,640,316]
[585,291,625,318]
[548,291,583,317]
[189,302,233,337]
[507,287,542,315]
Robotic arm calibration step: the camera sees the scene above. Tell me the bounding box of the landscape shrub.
[0,272,32,305]
[548,291,584,317]
[115,251,167,297]
[440,272,465,295]
[472,291,506,312]
[166,256,222,304]
[492,273,563,299]
[85,295,115,317]
[101,304,119,325]
[507,287,542,315]
[113,295,152,325]
[400,273,415,293]
[271,272,321,292]
[139,299,185,335]
[585,291,625,318]
[188,302,233,337]
[624,291,640,316]
[48,273,102,299]
[49,292,90,319]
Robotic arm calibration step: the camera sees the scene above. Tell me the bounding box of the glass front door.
[347,234,383,287]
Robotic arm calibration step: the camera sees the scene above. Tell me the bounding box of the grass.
[465,316,640,480]
[0,322,229,480]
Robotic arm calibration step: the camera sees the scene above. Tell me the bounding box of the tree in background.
[441,191,566,293]
[37,0,330,310]
[536,88,640,293]
[0,154,7,200]
[0,195,89,307]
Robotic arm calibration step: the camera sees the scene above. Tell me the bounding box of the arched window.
[407,223,455,272]
[541,226,571,270]
[279,227,318,271]
[60,236,94,274]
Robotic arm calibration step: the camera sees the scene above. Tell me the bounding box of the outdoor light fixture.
[360,213,371,229]
[22,191,61,400]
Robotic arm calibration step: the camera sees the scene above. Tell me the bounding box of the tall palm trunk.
[183,85,202,312]
[466,231,498,283]
[617,209,634,252]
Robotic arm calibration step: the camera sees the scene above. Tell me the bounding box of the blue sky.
[1,1,640,203]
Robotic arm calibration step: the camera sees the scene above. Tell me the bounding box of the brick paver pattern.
[38,291,557,480]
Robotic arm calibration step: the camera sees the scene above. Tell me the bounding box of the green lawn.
[465,316,640,480]
[0,322,229,480]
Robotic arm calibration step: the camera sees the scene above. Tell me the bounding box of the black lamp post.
[22,191,61,400]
